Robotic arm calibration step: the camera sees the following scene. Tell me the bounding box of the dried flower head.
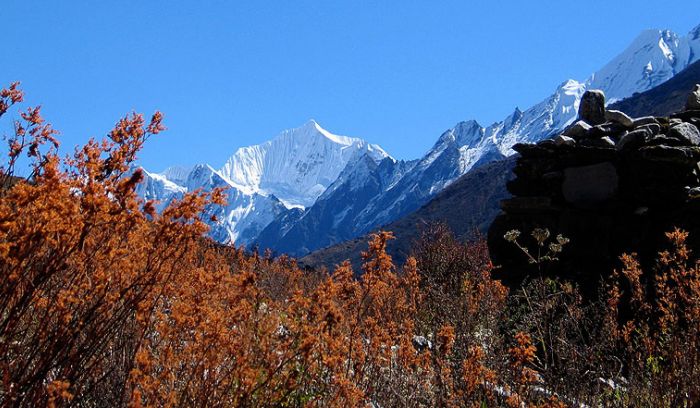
[531,228,550,246]
[549,242,563,254]
[504,229,521,243]
[556,234,570,245]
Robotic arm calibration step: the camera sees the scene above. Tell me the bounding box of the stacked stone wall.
[488,85,700,292]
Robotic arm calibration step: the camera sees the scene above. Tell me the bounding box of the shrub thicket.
[1,83,699,407]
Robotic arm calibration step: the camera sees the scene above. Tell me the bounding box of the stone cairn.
[488,85,700,293]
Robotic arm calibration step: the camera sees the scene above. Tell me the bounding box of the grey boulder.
[579,90,606,125]
[564,120,592,138]
[616,128,652,151]
[638,123,662,136]
[668,122,700,146]
[562,162,618,207]
[605,109,634,128]
[687,84,700,110]
[633,116,660,127]
[553,135,576,147]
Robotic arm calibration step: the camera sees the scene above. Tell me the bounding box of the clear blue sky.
[3,1,700,172]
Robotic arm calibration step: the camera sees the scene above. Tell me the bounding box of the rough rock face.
[688,84,700,110]
[488,86,700,293]
[578,90,607,125]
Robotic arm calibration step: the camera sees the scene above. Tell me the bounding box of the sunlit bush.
[2,83,699,407]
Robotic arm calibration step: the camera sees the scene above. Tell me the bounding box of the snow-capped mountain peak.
[186,164,231,192]
[138,167,187,198]
[553,79,586,118]
[136,121,390,246]
[434,120,484,148]
[158,165,192,186]
[301,119,354,145]
[137,21,700,258]
[587,27,699,103]
[218,120,389,208]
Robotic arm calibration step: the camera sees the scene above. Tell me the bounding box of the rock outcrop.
[688,84,700,110]
[488,87,700,293]
[578,89,607,125]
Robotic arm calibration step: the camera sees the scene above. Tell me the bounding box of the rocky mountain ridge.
[302,58,700,272]
[137,120,388,244]
[137,23,700,255]
[259,24,700,256]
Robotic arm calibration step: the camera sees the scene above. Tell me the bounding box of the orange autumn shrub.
[411,224,510,406]
[8,81,700,407]
[603,228,700,406]
[0,82,225,406]
[0,83,489,407]
[129,231,431,407]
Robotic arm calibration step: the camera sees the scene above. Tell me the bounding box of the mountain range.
[302,55,700,269]
[137,121,387,244]
[137,23,700,258]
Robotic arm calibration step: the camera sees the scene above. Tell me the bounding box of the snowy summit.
[137,120,389,245]
[219,119,389,208]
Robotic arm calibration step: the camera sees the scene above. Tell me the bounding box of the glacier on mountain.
[137,120,388,245]
[219,120,388,208]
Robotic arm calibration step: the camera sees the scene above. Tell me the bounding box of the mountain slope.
[261,24,700,257]
[138,121,389,245]
[300,157,516,271]
[219,120,388,208]
[254,156,417,256]
[609,59,700,116]
[301,35,700,272]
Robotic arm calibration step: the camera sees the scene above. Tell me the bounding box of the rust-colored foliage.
[0,82,223,407]
[411,224,509,406]
[603,228,700,406]
[127,230,432,407]
[3,82,700,407]
[0,83,501,407]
